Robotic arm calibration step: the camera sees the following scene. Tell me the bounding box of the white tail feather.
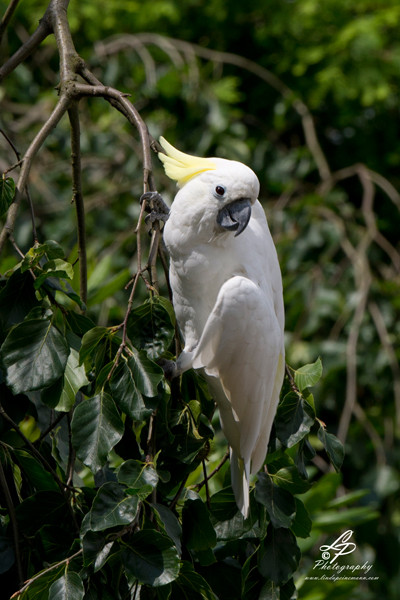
[230,448,250,518]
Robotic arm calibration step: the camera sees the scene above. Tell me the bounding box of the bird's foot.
[158,358,179,381]
[140,191,170,224]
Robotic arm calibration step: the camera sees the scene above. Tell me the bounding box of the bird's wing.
[191,275,284,471]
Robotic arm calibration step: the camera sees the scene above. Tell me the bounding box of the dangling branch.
[68,102,87,306]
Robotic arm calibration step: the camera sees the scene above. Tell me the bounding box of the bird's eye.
[215,185,226,197]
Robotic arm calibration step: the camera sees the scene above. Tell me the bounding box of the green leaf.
[317,425,345,472]
[54,348,89,412]
[13,449,58,492]
[0,177,15,215]
[296,438,316,479]
[270,466,312,494]
[255,473,296,529]
[127,296,175,359]
[19,240,65,274]
[79,326,110,366]
[0,317,69,394]
[280,578,296,600]
[42,240,65,260]
[0,533,14,575]
[275,392,315,448]
[17,565,65,600]
[34,258,74,289]
[0,270,38,333]
[290,498,312,538]
[172,561,216,600]
[182,494,217,551]
[88,482,139,531]
[82,529,114,572]
[209,487,239,522]
[129,349,164,397]
[71,392,124,472]
[293,357,322,392]
[258,580,280,600]
[118,459,159,494]
[48,571,84,600]
[258,525,300,584]
[109,358,152,420]
[15,491,69,536]
[122,529,180,587]
[151,503,182,556]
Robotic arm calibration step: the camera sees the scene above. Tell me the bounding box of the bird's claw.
[140,191,170,224]
[158,358,179,381]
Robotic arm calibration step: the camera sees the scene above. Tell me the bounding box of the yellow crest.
[158,137,216,186]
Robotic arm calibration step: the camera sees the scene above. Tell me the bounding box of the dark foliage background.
[0,1,399,599]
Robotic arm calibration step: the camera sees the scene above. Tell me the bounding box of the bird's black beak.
[216,198,252,237]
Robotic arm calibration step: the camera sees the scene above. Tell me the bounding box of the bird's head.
[158,137,259,237]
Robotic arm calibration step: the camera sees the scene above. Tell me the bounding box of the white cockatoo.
[158,137,285,517]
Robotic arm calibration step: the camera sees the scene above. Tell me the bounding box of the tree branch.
[0,0,21,44]
[68,102,87,306]
[10,549,83,599]
[97,33,331,182]
[0,457,23,586]
[0,92,72,253]
[0,14,51,81]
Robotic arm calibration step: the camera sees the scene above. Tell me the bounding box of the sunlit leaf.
[293,357,322,392]
[270,466,312,494]
[34,258,74,289]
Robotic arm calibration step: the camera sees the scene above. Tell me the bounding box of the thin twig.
[0,14,51,82]
[37,410,67,443]
[0,0,21,44]
[10,548,83,599]
[202,459,211,508]
[169,477,188,511]
[0,129,38,243]
[195,450,230,491]
[0,403,77,500]
[369,301,400,432]
[0,458,23,586]
[68,102,87,306]
[353,402,386,466]
[0,93,72,254]
[98,33,331,182]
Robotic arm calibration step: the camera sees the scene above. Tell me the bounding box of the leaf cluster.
[0,239,346,599]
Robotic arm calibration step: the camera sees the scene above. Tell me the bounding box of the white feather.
[161,146,284,517]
